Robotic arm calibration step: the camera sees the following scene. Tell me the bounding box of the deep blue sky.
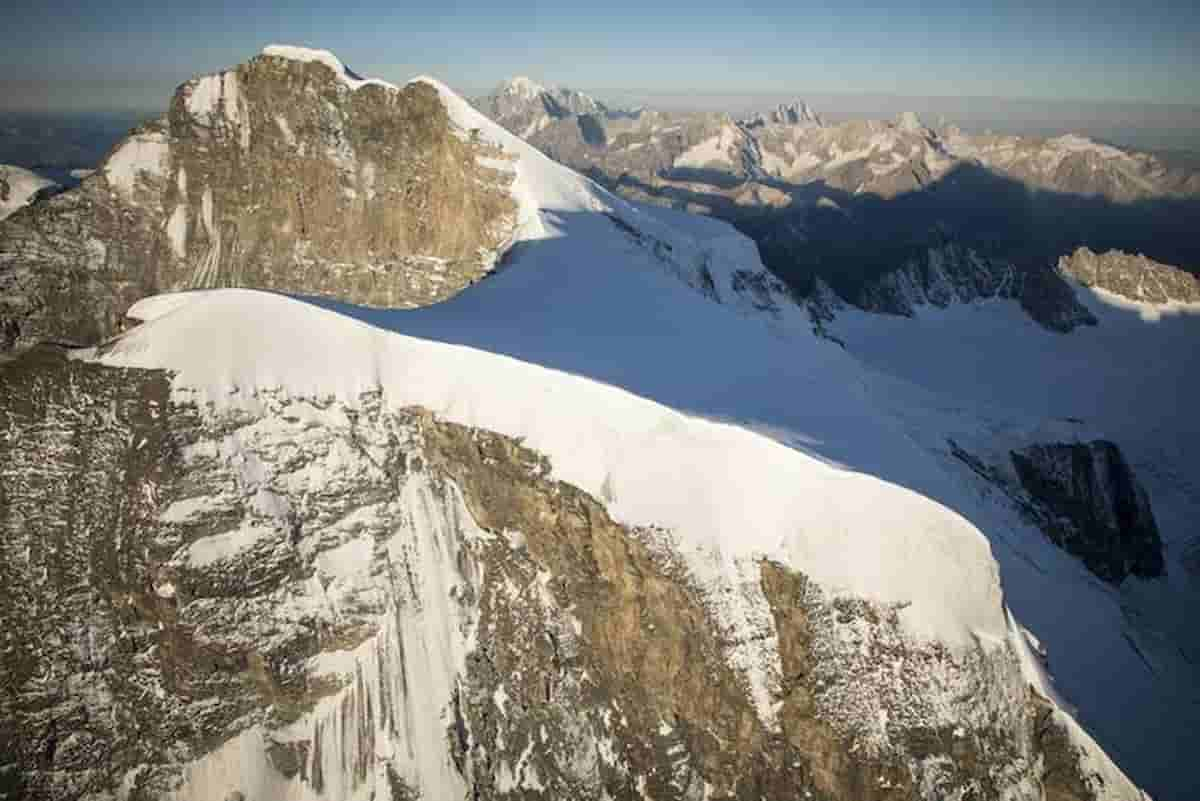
[2,0,1198,111]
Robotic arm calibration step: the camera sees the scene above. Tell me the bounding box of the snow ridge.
[82,57,1148,797]
[261,44,399,92]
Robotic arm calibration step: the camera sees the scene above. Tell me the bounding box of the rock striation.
[477,77,1200,333]
[0,47,1152,801]
[0,49,517,354]
[1058,246,1200,305]
[0,349,1144,800]
[853,242,1097,332]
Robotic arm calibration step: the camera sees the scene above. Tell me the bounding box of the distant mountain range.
[473,78,1200,328]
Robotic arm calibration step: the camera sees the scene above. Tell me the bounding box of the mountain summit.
[476,76,609,138]
[0,46,519,352]
[1,44,1188,801]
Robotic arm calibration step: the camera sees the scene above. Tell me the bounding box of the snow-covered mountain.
[2,45,1195,801]
[0,164,57,221]
[0,47,518,352]
[474,77,609,139]
[476,83,1200,333]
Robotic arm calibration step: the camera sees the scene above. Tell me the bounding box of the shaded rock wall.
[855,242,1097,332]
[1059,246,1200,304]
[1011,441,1165,582]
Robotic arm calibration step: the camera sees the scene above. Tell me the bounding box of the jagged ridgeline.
[476,77,1200,331]
[0,347,1137,801]
[0,46,1152,801]
[0,48,517,353]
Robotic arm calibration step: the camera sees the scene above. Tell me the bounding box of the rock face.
[0,349,1140,801]
[854,242,1097,332]
[473,78,608,140]
[1058,246,1200,304]
[0,48,517,353]
[1011,441,1165,583]
[0,48,1151,801]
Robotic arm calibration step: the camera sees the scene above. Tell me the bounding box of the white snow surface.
[827,288,1199,801]
[104,130,169,200]
[88,65,1150,797]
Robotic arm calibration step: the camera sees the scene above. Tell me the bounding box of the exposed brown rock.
[0,53,517,354]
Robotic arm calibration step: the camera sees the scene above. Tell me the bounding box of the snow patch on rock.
[0,164,56,220]
[104,130,169,200]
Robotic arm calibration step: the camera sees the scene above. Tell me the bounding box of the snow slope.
[89,50,1144,799]
[0,164,56,220]
[827,289,1200,801]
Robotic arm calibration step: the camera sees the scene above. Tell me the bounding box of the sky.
[1,0,1198,113]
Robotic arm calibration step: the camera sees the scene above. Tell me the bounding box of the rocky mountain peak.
[0,49,518,353]
[1058,246,1200,305]
[259,43,391,88]
[488,76,607,118]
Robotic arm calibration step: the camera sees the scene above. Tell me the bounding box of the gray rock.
[0,348,1141,800]
[1011,441,1165,582]
[852,242,1097,332]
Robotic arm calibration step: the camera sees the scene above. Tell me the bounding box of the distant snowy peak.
[259,44,399,91]
[484,76,609,126]
[746,100,825,128]
[498,75,547,100]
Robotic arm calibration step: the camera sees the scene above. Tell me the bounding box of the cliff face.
[0,350,1137,801]
[0,50,517,353]
[0,165,58,222]
[853,242,1098,332]
[0,47,1154,801]
[1012,441,1165,583]
[1058,246,1200,305]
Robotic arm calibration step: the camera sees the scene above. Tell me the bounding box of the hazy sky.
[2,0,1198,112]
